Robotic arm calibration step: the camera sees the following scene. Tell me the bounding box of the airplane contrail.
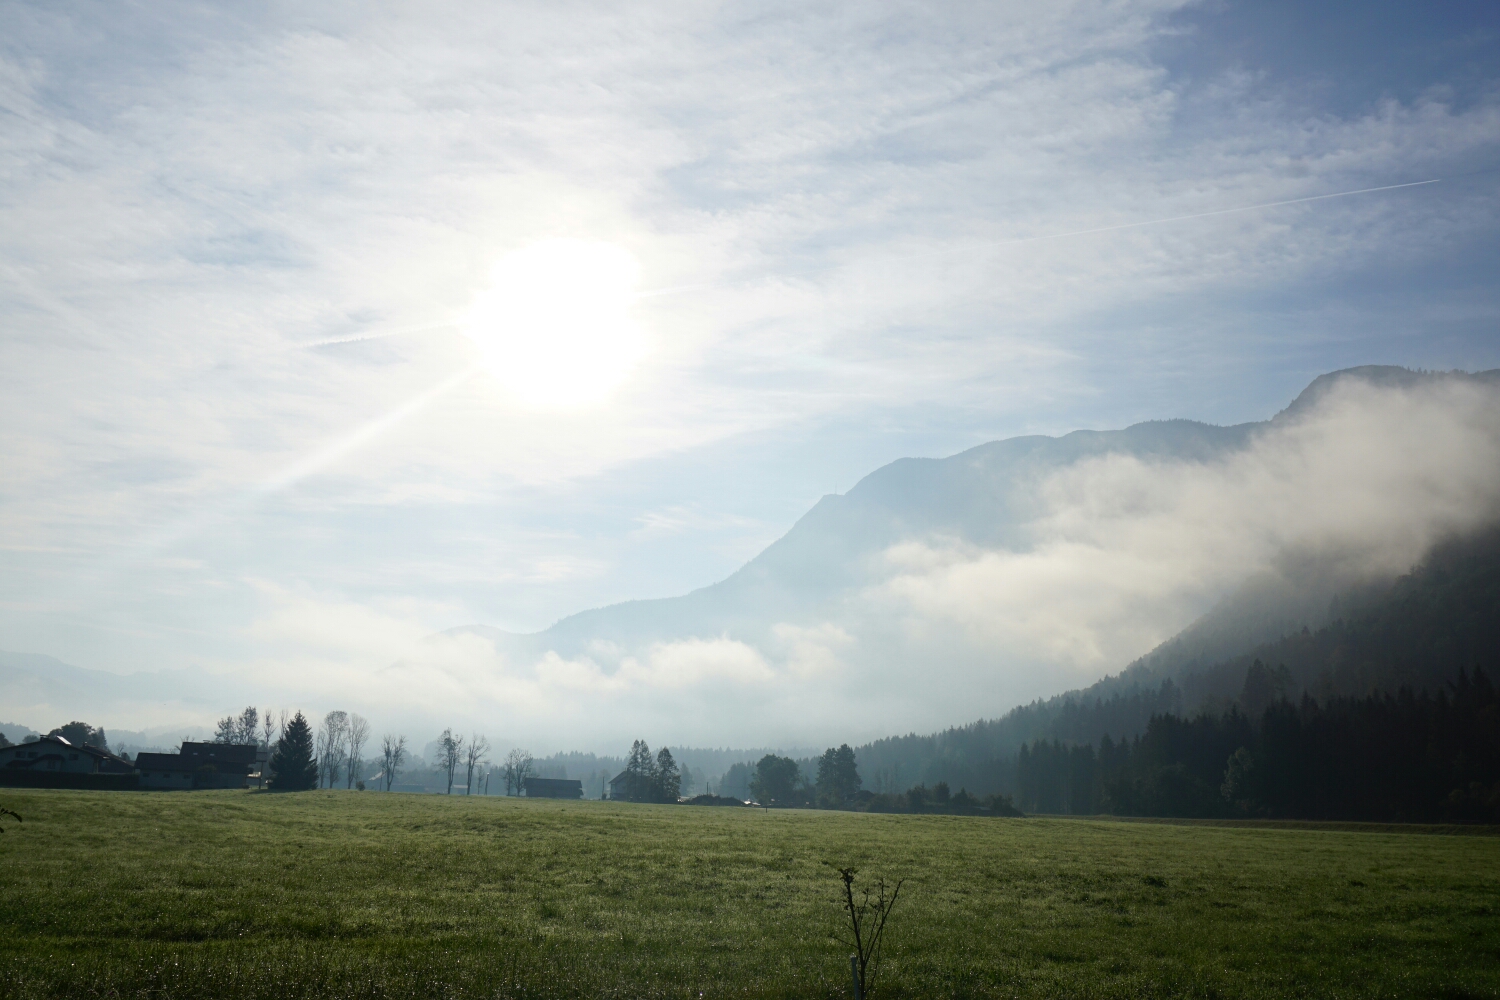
[299,322,458,349]
[93,364,485,582]
[257,364,481,495]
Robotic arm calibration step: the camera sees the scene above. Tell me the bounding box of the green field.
[1,790,1496,999]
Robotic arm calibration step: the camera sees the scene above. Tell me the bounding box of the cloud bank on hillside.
[246,374,1500,750]
[875,376,1500,679]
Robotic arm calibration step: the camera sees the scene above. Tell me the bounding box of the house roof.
[134,752,198,772]
[3,734,115,756]
[180,741,259,766]
[1,735,132,770]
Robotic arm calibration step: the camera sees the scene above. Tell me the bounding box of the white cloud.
[874,377,1500,678]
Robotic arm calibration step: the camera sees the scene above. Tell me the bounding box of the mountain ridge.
[449,365,1500,666]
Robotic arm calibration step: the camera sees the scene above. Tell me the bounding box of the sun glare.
[461,239,645,409]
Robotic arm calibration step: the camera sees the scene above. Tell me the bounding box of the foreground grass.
[0,790,1496,998]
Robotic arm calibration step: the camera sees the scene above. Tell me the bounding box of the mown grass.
[0,789,1496,998]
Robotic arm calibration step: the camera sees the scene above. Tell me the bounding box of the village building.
[523,776,583,798]
[135,741,259,790]
[0,734,133,775]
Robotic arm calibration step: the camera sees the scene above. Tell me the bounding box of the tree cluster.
[614,740,681,802]
[815,744,861,806]
[748,753,802,805]
[1016,665,1500,822]
[859,782,1021,816]
[48,721,109,751]
[502,748,534,795]
[213,707,262,746]
[745,745,864,808]
[314,711,372,789]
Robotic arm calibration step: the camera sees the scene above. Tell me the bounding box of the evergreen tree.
[267,711,318,792]
[816,744,862,806]
[655,747,681,802]
[623,739,656,802]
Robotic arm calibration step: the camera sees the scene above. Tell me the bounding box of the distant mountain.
[0,720,39,743]
[8,365,1498,752]
[446,366,1500,718]
[0,649,252,737]
[453,417,1262,661]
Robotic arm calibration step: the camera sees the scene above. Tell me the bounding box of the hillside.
[853,522,1500,796]
[451,416,1261,661]
[457,365,1500,666]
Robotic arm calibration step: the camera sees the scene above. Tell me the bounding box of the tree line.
[1015,665,1500,822]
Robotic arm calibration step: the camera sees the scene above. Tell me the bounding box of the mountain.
[0,649,252,738]
[7,365,1498,751]
[453,417,1261,661]
[850,522,1500,797]
[434,365,1500,745]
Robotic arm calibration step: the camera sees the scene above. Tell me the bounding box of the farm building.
[135,741,260,789]
[523,777,583,798]
[0,735,132,775]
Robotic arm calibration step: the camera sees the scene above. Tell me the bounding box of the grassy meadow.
[0,789,1496,999]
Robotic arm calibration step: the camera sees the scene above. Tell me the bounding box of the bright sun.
[461,239,646,409]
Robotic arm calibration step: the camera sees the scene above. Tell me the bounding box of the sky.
[2,1,1498,747]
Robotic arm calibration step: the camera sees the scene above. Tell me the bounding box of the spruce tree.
[624,739,655,801]
[267,711,319,791]
[654,747,681,802]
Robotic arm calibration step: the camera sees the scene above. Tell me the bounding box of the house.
[135,741,259,790]
[607,770,630,800]
[523,777,583,799]
[0,735,133,775]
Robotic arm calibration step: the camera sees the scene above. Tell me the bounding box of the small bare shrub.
[836,866,904,998]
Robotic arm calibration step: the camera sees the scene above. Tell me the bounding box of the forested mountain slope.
[852,524,1500,796]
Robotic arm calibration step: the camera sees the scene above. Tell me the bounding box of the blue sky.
[1,1,1498,740]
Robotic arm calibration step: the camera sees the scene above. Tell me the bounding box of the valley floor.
[0,790,1496,999]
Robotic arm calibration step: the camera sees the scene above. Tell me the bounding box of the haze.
[3,2,1499,752]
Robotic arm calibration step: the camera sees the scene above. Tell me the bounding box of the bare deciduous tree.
[237,706,259,744]
[438,729,464,794]
[317,711,349,790]
[465,734,490,795]
[503,748,534,796]
[213,706,259,745]
[380,734,407,791]
[345,713,370,789]
[259,709,281,750]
